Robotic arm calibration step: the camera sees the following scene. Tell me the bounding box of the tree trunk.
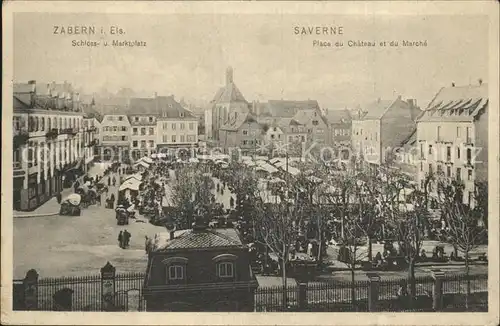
[465,251,470,311]
[351,267,356,309]
[453,245,458,258]
[282,243,288,310]
[368,236,373,262]
[408,259,416,303]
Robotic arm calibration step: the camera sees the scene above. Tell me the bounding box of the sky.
[14,13,488,109]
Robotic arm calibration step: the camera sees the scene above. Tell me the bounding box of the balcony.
[45,128,59,139]
[60,128,78,136]
[13,131,29,148]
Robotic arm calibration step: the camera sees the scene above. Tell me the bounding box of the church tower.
[226,66,234,85]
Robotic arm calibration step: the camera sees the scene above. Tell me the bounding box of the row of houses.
[12,81,100,211]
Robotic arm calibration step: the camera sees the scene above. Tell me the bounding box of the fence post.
[366,272,380,312]
[101,262,116,311]
[431,269,445,311]
[23,269,39,310]
[298,282,308,311]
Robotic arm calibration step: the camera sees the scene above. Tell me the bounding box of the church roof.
[212,83,248,104]
[220,112,258,131]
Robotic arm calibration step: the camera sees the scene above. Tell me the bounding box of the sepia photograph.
[2,1,499,325]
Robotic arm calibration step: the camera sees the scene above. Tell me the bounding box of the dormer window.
[217,262,234,278]
[134,117,139,122]
[168,265,185,280]
[180,112,184,118]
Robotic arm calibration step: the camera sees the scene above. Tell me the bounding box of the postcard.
[2,1,499,325]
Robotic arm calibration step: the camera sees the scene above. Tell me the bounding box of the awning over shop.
[134,161,150,168]
[125,173,143,182]
[119,179,141,191]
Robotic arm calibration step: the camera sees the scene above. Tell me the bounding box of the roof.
[264,100,320,118]
[211,82,247,104]
[220,112,258,131]
[361,99,395,120]
[153,228,243,251]
[101,114,131,126]
[13,83,35,94]
[324,109,352,124]
[418,83,488,123]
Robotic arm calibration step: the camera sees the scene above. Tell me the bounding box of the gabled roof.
[211,82,248,104]
[157,96,197,119]
[154,228,243,251]
[361,99,395,120]
[101,114,131,126]
[324,109,352,124]
[418,83,488,123]
[220,112,258,131]
[264,100,320,118]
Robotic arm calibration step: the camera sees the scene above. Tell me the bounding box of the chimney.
[478,78,483,86]
[452,82,455,87]
[169,231,175,240]
[28,80,36,85]
[397,95,402,101]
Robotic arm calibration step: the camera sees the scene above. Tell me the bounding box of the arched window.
[212,254,237,279]
[161,257,188,283]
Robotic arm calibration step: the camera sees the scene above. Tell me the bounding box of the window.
[168,265,184,280]
[437,164,442,174]
[437,126,441,141]
[446,166,451,177]
[149,117,153,123]
[428,164,433,174]
[121,136,127,141]
[446,146,451,161]
[149,128,154,135]
[180,123,185,130]
[171,123,176,130]
[180,135,185,143]
[420,162,423,172]
[118,116,123,121]
[242,140,247,145]
[141,128,146,136]
[456,168,461,181]
[466,127,471,143]
[171,135,176,142]
[162,135,168,143]
[468,192,473,206]
[148,140,154,148]
[467,169,473,181]
[187,135,195,142]
[457,147,461,159]
[271,134,275,139]
[466,148,472,163]
[420,144,424,159]
[134,117,139,122]
[242,130,248,136]
[140,140,146,148]
[180,112,184,118]
[217,262,234,278]
[456,126,460,138]
[122,126,127,132]
[312,120,319,126]
[133,141,138,148]
[428,145,433,155]
[133,128,138,135]
[41,117,45,131]
[189,123,194,130]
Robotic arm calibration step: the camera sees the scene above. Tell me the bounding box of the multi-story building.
[209,67,249,141]
[99,114,131,161]
[351,96,419,168]
[13,80,84,211]
[143,219,259,311]
[324,108,352,147]
[82,116,100,172]
[128,98,159,159]
[416,81,488,207]
[219,112,264,158]
[156,96,199,157]
[290,107,330,145]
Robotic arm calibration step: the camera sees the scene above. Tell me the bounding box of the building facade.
[209,67,249,141]
[99,114,131,161]
[324,109,352,147]
[82,117,100,172]
[143,222,259,311]
[416,82,488,207]
[219,112,264,158]
[13,81,84,211]
[129,114,157,160]
[351,96,419,167]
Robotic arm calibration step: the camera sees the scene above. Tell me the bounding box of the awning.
[134,161,150,168]
[119,179,141,191]
[125,173,143,182]
[63,194,81,206]
[138,157,154,165]
[188,158,199,163]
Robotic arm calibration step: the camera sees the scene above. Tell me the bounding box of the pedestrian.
[108,177,111,186]
[124,230,131,248]
[96,193,102,206]
[56,192,62,204]
[118,231,124,249]
[230,196,235,208]
[112,176,116,186]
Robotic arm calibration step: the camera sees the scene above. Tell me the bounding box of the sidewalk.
[14,187,74,218]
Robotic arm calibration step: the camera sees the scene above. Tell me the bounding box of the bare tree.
[436,177,487,310]
[257,196,303,309]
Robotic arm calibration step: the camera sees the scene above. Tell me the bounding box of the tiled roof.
[265,100,320,118]
[101,114,131,126]
[155,228,243,251]
[324,109,352,124]
[418,83,488,123]
[361,99,395,120]
[220,112,257,131]
[211,83,247,104]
